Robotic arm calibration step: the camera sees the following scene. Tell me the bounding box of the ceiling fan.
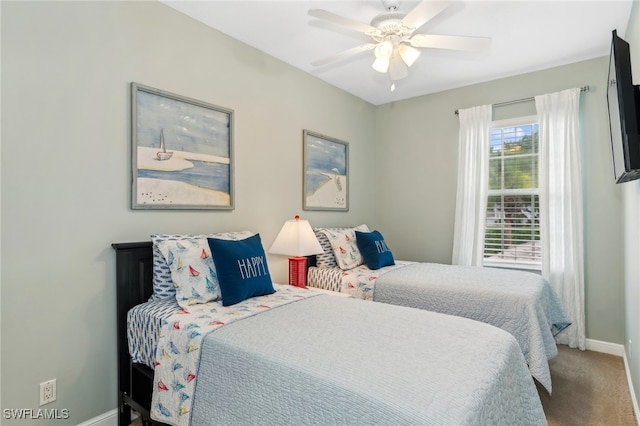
[309,0,491,85]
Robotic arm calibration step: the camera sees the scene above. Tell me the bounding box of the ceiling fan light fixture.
[374,40,394,60]
[388,54,408,81]
[372,56,390,73]
[373,40,394,73]
[399,44,420,67]
[308,0,492,89]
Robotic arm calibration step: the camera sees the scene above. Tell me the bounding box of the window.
[483,116,541,270]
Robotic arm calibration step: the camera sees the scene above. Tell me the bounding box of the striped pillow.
[313,225,369,270]
[314,229,338,268]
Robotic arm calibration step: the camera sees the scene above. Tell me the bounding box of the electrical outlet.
[39,379,56,406]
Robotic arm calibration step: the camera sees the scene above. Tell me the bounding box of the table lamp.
[269,215,324,288]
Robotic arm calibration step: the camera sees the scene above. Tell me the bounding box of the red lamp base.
[288,256,308,288]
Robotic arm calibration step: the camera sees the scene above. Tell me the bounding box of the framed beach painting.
[131,82,234,209]
[303,130,349,211]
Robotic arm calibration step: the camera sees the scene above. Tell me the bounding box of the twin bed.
[113,232,549,426]
[308,225,571,394]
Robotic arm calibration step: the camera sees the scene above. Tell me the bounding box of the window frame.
[483,115,541,271]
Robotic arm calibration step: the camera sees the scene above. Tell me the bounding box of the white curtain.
[452,105,492,266]
[535,88,586,350]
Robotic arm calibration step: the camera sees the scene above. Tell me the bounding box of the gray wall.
[1,0,633,423]
[623,0,640,411]
[1,1,376,423]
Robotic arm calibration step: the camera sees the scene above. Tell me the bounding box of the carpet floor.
[537,345,637,426]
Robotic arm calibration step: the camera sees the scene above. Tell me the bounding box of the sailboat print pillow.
[321,224,369,270]
[156,232,253,308]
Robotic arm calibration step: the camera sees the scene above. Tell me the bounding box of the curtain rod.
[454,85,590,115]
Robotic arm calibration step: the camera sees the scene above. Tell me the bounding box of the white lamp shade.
[399,44,421,67]
[374,40,393,60]
[269,217,324,257]
[372,56,391,73]
[372,40,394,73]
[389,54,409,81]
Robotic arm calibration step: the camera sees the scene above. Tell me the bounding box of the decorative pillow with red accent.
[156,232,252,308]
[320,224,369,270]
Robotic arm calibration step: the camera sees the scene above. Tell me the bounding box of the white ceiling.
[160,0,633,105]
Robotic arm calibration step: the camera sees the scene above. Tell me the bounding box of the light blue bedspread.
[374,263,571,394]
[191,294,546,425]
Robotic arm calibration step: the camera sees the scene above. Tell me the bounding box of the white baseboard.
[75,409,117,426]
[585,338,625,356]
[76,409,138,426]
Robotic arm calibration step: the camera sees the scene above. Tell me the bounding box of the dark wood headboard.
[112,242,154,425]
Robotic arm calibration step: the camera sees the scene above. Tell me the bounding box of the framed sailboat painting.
[303,130,349,211]
[131,82,234,209]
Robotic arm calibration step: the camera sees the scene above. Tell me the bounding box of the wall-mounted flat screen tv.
[607,30,640,183]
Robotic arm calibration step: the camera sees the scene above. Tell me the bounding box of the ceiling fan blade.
[409,34,491,51]
[308,9,377,34]
[311,43,377,67]
[401,1,451,31]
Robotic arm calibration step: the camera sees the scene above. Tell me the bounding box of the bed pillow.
[151,231,253,305]
[320,224,369,270]
[207,234,275,306]
[313,229,339,268]
[150,237,177,301]
[355,230,395,270]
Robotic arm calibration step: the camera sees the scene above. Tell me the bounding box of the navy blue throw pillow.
[207,233,275,306]
[355,230,395,270]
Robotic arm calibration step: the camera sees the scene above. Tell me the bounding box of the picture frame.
[303,130,349,211]
[131,82,234,209]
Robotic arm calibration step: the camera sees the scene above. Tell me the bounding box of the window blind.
[484,118,541,269]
